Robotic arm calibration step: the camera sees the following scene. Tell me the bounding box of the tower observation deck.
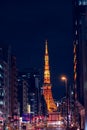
[42,40,57,113]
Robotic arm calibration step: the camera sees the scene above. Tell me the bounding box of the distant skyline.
[0,1,73,100]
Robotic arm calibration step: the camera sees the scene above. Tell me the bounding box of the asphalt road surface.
[21,127,66,130]
[33,127,66,130]
[44,128,65,130]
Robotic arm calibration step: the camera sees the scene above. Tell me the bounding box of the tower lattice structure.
[42,40,57,113]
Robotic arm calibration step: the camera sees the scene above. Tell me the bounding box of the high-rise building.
[17,68,41,116]
[0,44,18,122]
[0,44,11,120]
[10,56,18,118]
[28,69,41,116]
[17,71,28,116]
[73,0,87,129]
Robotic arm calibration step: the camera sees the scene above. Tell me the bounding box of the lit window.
[79,1,87,5]
[0,101,4,105]
[22,75,26,77]
[17,79,20,82]
[0,65,2,69]
[75,30,78,35]
[79,1,82,5]
[83,1,87,5]
[0,74,3,78]
[2,92,4,96]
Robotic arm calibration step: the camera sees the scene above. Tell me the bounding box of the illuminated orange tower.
[42,40,57,113]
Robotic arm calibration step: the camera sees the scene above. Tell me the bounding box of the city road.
[24,127,66,130]
[42,128,66,130]
[21,126,66,130]
[32,128,66,130]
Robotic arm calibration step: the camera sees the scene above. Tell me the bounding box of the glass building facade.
[73,0,87,129]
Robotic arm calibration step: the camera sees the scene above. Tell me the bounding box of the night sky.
[0,1,73,100]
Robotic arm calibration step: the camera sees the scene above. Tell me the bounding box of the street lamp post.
[61,75,69,130]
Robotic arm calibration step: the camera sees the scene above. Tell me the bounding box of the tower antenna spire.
[45,40,48,54]
[44,40,50,84]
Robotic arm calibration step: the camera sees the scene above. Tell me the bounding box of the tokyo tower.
[42,40,57,113]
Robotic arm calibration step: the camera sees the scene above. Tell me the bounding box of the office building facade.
[73,0,87,129]
[0,44,18,122]
[0,44,11,121]
[17,68,41,117]
[10,56,18,119]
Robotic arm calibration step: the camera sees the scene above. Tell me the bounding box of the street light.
[61,75,69,130]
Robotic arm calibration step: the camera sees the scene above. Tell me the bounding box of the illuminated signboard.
[22,113,33,122]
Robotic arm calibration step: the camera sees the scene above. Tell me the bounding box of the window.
[0,101,4,105]
[0,74,3,78]
[1,92,4,96]
[0,65,2,69]
[79,1,82,5]
[79,1,87,5]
